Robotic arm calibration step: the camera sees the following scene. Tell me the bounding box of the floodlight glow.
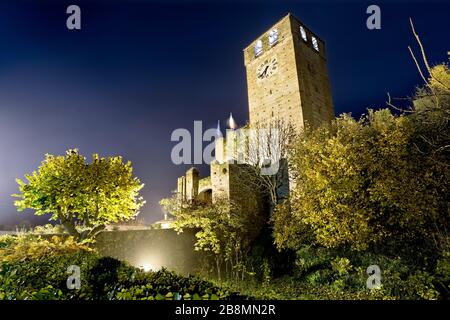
[141,263,153,272]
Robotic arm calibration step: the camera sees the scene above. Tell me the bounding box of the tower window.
[268,28,278,46]
[312,36,319,52]
[254,40,263,57]
[300,26,307,42]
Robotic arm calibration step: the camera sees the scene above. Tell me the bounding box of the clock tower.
[244,13,334,131]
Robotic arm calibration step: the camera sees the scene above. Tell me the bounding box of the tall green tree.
[273,64,449,252]
[13,149,145,241]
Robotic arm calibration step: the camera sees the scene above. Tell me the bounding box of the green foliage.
[0,249,99,300]
[294,246,335,276]
[403,271,439,300]
[261,259,272,286]
[115,268,239,300]
[88,257,124,299]
[330,257,352,276]
[160,195,263,281]
[225,245,445,300]
[13,149,146,241]
[273,65,450,252]
[0,235,16,249]
[0,234,93,263]
[161,196,235,256]
[32,224,66,235]
[298,246,446,299]
[265,64,450,299]
[0,237,242,300]
[281,109,443,251]
[434,250,450,298]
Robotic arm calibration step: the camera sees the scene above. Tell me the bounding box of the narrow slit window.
[312,36,319,51]
[300,26,307,41]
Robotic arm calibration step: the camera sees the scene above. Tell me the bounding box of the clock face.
[256,57,278,80]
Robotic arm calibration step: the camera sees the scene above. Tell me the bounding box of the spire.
[217,120,222,137]
[228,113,237,130]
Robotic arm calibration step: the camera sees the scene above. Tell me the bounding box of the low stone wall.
[94,229,205,275]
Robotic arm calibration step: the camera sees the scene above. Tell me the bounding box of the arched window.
[268,28,278,46]
[254,39,263,57]
[300,26,307,41]
[311,36,319,52]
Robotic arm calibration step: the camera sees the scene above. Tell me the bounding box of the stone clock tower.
[244,13,334,131]
[171,14,336,217]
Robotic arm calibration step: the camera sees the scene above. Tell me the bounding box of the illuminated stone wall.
[94,229,208,275]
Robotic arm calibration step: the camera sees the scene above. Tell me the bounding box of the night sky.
[0,0,448,226]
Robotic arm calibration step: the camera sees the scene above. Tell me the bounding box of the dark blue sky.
[0,0,448,226]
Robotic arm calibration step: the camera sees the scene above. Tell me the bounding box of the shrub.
[404,271,439,300]
[331,257,352,276]
[0,234,92,263]
[0,250,99,300]
[33,224,66,235]
[0,236,243,300]
[114,269,239,300]
[289,245,445,299]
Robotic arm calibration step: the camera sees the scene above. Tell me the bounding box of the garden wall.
[94,229,206,275]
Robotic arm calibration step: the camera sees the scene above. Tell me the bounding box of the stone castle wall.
[94,229,207,275]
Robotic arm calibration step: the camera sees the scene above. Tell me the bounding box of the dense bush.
[265,64,450,300]
[292,246,447,300]
[32,224,66,235]
[226,245,448,300]
[0,234,92,263]
[273,65,449,251]
[0,235,242,300]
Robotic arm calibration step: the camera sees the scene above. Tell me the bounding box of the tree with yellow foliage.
[13,149,145,241]
[273,63,449,252]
